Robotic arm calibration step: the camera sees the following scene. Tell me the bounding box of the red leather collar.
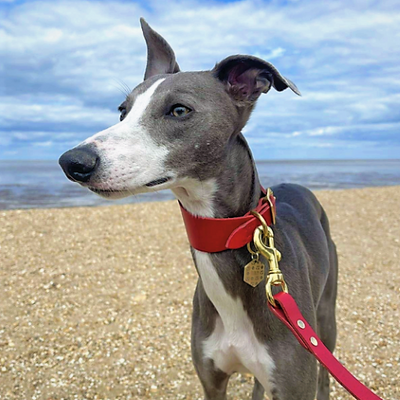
[179,187,276,252]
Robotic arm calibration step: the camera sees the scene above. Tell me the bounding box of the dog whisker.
[113,78,132,97]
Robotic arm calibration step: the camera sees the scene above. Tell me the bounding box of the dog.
[59,19,338,400]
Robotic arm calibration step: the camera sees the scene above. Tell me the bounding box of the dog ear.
[213,55,300,103]
[140,18,180,80]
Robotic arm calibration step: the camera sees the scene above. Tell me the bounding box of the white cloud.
[0,0,399,159]
[33,140,53,147]
[0,96,117,126]
[254,47,286,61]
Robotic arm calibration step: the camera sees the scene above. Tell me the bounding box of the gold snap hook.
[251,222,289,308]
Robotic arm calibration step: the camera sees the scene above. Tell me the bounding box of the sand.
[0,186,399,400]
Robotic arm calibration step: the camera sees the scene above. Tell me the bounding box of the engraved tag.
[243,259,265,287]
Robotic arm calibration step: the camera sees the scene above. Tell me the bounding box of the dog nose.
[59,146,99,183]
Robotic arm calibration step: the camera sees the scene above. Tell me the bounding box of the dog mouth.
[87,176,171,195]
[145,177,171,187]
[88,187,126,195]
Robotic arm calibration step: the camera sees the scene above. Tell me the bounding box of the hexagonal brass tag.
[243,259,265,287]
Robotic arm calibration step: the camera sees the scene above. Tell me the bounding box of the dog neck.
[172,134,261,219]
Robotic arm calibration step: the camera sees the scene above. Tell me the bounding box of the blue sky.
[1,0,399,160]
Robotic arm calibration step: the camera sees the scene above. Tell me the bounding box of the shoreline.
[2,184,400,212]
[2,159,400,210]
[0,186,399,399]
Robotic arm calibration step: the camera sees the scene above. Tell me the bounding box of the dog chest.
[194,250,275,395]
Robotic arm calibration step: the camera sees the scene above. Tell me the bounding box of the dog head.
[59,19,299,199]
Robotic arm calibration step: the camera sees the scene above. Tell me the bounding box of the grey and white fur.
[59,19,338,400]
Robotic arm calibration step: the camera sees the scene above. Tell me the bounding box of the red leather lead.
[179,190,275,252]
[269,292,383,400]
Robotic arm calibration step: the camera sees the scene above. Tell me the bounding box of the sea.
[1,159,399,210]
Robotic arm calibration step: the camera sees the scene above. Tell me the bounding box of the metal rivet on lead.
[297,320,305,329]
[310,337,318,346]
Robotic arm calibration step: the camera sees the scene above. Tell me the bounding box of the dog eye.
[169,105,191,117]
[119,108,127,121]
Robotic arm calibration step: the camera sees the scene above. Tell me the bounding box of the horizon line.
[0,158,399,163]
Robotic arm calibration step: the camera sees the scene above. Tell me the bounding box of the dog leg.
[251,377,265,400]
[316,212,338,400]
[316,266,338,399]
[193,357,230,400]
[191,289,230,400]
[316,284,337,399]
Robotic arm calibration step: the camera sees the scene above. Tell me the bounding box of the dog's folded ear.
[213,55,301,103]
[140,18,180,80]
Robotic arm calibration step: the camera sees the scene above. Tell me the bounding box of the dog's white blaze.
[82,78,168,191]
[194,250,275,398]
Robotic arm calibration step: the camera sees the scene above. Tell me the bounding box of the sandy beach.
[0,186,399,400]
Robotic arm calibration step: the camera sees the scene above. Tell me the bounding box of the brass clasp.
[253,225,288,307]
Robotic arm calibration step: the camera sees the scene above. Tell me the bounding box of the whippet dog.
[59,19,338,400]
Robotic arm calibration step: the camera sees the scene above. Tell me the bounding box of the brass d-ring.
[250,210,269,237]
